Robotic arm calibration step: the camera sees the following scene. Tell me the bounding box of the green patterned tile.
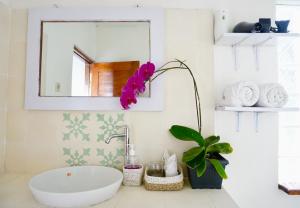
[63,113,90,141]
[60,113,127,168]
[63,148,90,166]
[97,113,125,142]
[97,148,124,169]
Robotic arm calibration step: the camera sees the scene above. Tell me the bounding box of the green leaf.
[186,151,205,169]
[209,159,228,179]
[207,143,233,154]
[169,125,204,146]
[182,147,204,163]
[204,136,220,147]
[196,158,206,177]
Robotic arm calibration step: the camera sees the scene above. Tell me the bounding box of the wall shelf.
[215,106,299,112]
[215,33,300,46]
[214,33,300,71]
[215,106,300,132]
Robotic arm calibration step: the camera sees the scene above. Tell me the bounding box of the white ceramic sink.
[29,166,123,208]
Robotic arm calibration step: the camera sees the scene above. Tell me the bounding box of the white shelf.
[215,33,300,46]
[214,33,300,71]
[215,106,300,112]
[215,106,299,132]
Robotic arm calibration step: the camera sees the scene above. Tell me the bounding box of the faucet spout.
[105,126,130,163]
[105,134,126,144]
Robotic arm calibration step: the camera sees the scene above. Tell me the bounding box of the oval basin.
[29,166,123,208]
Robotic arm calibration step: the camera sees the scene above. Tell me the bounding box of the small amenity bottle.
[124,144,142,169]
[123,144,143,186]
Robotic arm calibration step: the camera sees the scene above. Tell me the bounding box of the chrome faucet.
[105,125,130,159]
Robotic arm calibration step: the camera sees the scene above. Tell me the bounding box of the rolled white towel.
[222,81,259,107]
[256,83,288,107]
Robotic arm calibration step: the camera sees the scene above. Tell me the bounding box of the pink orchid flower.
[139,62,155,81]
[125,72,146,94]
[120,88,137,110]
[120,61,155,109]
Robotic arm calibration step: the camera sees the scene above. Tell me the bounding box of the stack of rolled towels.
[222,81,288,107]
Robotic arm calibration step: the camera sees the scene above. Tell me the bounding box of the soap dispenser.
[125,144,142,169]
[123,144,144,186]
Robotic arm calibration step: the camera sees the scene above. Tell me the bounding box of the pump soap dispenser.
[124,144,142,169]
[123,144,144,186]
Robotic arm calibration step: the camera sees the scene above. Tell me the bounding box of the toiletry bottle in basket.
[123,144,144,186]
[124,144,142,169]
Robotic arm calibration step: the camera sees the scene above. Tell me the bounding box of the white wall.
[214,46,282,208]
[214,1,300,208]
[0,3,10,173]
[214,48,300,207]
[2,0,277,12]
[42,23,97,96]
[95,22,150,63]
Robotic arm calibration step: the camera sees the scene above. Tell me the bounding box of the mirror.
[25,8,163,111]
[40,21,150,97]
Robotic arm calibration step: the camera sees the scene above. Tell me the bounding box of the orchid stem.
[149,59,202,133]
[151,67,187,82]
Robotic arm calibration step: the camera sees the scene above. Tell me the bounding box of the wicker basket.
[123,165,144,186]
[144,166,184,191]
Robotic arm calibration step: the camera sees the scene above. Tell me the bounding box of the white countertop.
[0,174,239,208]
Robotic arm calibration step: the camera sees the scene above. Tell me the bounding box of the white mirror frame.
[25,7,164,111]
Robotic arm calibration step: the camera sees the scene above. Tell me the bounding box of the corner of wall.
[0,2,12,173]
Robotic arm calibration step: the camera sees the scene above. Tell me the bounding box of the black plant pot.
[187,154,229,189]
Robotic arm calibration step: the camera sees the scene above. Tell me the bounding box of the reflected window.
[71,48,91,96]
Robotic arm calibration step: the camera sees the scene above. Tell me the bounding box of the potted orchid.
[120,59,233,189]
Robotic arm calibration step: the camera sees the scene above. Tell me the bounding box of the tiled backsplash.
[61,113,125,169]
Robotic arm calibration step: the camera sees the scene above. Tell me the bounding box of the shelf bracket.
[253,36,274,71]
[231,36,250,71]
[257,36,274,46]
[232,46,238,71]
[236,112,241,132]
[254,112,260,133]
[253,46,259,71]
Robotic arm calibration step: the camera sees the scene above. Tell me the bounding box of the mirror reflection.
[40,21,151,97]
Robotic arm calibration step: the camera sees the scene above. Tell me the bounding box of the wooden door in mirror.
[90,61,139,97]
